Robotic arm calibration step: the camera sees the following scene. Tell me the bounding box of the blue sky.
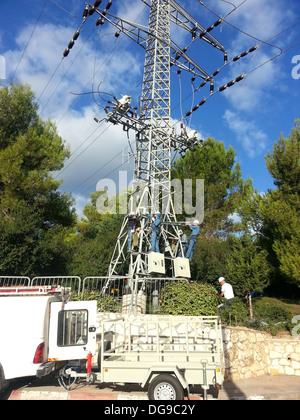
[1,0,300,217]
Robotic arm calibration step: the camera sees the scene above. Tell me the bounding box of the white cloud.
[207,0,295,112]
[223,54,282,112]
[3,20,142,215]
[210,0,294,46]
[223,109,267,157]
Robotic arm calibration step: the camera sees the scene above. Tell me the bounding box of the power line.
[48,0,78,19]
[182,37,300,121]
[198,0,283,54]
[10,0,48,82]
[71,134,136,198]
[39,26,94,114]
[54,123,106,180]
[57,1,299,201]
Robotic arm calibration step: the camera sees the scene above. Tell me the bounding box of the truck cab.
[0,286,97,393]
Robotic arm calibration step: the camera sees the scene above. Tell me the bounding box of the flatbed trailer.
[61,314,224,400]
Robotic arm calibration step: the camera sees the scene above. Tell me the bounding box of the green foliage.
[259,121,300,289]
[190,236,232,284]
[172,138,252,237]
[0,82,75,276]
[158,280,218,316]
[96,295,122,313]
[265,120,300,195]
[225,235,270,300]
[252,297,294,336]
[259,190,300,288]
[220,298,249,326]
[219,296,296,336]
[0,83,39,150]
[66,191,123,278]
[71,290,121,313]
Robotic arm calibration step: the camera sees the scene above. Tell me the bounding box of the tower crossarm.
[169,0,226,53]
[92,8,213,79]
[141,0,226,54]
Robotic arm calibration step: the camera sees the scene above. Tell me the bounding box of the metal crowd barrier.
[0,276,31,287]
[0,275,189,314]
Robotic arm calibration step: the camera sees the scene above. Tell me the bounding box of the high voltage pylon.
[63,0,257,304]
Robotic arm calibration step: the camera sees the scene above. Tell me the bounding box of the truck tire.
[57,365,78,390]
[0,364,6,393]
[148,374,184,400]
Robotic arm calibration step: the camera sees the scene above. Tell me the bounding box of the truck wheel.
[57,365,77,390]
[0,364,5,393]
[148,374,184,400]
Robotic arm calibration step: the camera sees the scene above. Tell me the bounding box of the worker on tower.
[185,220,200,260]
[178,229,188,257]
[150,212,161,252]
[128,212,138,251]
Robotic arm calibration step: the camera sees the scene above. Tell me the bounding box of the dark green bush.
[252,297,294,335]
[219,298,249,326]
[71,290,121,312]
[158,280,218,316]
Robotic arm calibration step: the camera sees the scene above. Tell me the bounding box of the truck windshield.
[57,310,88,346]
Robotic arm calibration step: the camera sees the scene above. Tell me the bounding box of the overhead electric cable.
[182,37,300,121]
[48,0,78,18]
[73,137,135,198]
[198,0,283,54]
[11,0,48,82]
[54,122,111,180]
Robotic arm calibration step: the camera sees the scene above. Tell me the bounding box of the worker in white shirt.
[218,277,234,307]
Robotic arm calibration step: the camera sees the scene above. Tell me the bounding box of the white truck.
[0,285,224,400]
[0,286,97,393]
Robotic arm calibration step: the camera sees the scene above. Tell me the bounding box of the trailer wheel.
[148,374,184,400]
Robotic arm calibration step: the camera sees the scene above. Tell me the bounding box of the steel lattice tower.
[107,0,184,290]
[64,0,228,301]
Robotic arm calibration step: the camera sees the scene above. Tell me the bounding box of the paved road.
[2,373,300,401]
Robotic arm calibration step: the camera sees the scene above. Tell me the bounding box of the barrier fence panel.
[141,278,190,314]
[82,276,129,313]
[30,276,81,295]
[0,275,189,314]
[0,276,31,287]
[81,276,189,314]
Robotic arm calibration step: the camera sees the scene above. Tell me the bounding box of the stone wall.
[223,326,300,381]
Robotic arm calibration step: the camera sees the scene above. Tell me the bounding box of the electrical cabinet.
[173,257,191,278]
[148,252,165,274]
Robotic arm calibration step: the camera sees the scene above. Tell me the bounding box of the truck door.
[48,300,97,362]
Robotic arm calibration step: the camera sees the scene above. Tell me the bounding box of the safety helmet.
[193,220,200,225]
[218,277,225,283]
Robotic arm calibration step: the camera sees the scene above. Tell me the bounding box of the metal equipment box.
[173,257,191,278]
[148,252,165,274]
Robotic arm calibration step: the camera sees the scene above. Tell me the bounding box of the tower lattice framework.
[107,0,181,288]
[63,0,229,300]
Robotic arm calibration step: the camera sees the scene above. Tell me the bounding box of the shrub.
[252,297,294,335]
[158,280,218,316]
[219,298,249,326]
